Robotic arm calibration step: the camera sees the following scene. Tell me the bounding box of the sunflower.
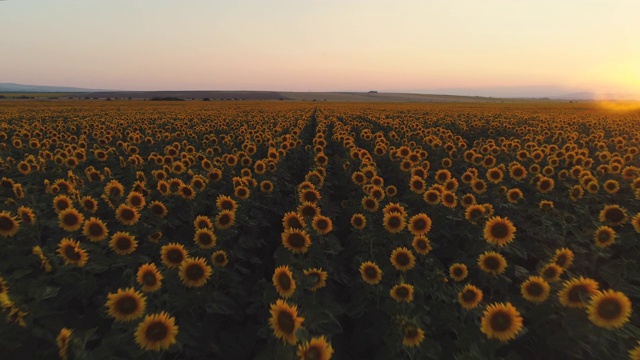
[17,206,36,225]
[215,210,236,230]
[402,325,425,348]
[360,261,383,285]
[298,201,320,218]
[269,299,304,345]
[160,243,188,268]
[449,263,468,282]
[273,265,296,298]
[471,179,487,194]
[53,194,73,213]
[58,208,84,232]
[599,205,628,226]
[385,185,398,197]
[282,228,312,254]
[134,312,179,351]
[423,189,441,205]
[539,263,563,282]
[552,248,574,269]
[104,180,124,197]
[0,211,20,238]
[536,176,554,193]
[459,284,483,309]
[178,257,212,288]
[587,290,632,329]
[409,176,426,194]
[56,328,72,360]
[478,251,507,275]
[190,228,216,250]
[211,250,229,267]
[483,216,516,247]
[480,302,523,342]
[390,247,416,272]
[390,283,414,302]
[361,196,379,212]
[603,180,619,194]
[408,213,432,236]
[105,287,146,322]
[136,263,163,292]
[80,196,98,213]
[435,169,451,183]
[558,276,600,308]
[57,238,89,267]
[509,165,527,181]
[148,231,163,243]
[594,225,616,248]
[383,212,406,233]
[109,231,138,255]
[465,204,486,223]
[539,200,554,211]
[126,191,146,209]
[283,211,306,230]
[115,204,140,226]
[297,335,334,360]
[412,236,432,255]
[506,188,523,204]
[383,202,407,217]
[299,188,321,204]
[441,191,458,208]
[192,215,212,230]
[486,167,504,184]
[148,201,168,218]
[312,215,333,235]
[350,213,366,230]
[234,185,250,200]
[82,217,109,242]
[520,276,550,303]
[303,268,328,291]
[569,185,584,202]
[632,213,640,233]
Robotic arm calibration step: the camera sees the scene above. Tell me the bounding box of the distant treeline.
[149,97,185,101]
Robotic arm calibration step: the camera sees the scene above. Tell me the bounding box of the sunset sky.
[1,0,639,96]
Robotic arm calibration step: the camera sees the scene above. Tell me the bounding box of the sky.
[1,0,639,97]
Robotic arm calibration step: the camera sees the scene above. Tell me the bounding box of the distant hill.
[0,83,104,92]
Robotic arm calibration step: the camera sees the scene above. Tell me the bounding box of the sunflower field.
[0,100,639,359]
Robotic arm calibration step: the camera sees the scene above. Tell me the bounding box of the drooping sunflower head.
[281,228,312,254]
[303,268,328,292]
[273,265,296,298]
[105,287,146,322]
[57,238,89,267]
[17,206,36,225]
[360,261,383,285]
[552,247,574,269]
[483,216,516,247]
[558,276,600,308]
[480,302,523,342]
[587,289,632,329]
[599,205,628,227]
[458,284,483,310]
[520,276,550,303]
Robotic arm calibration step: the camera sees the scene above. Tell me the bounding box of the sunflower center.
[115,237,132,250]
[56,200,70,211]
[64,245,81,260]
[555,255,567,267]
[415,239,427,250]
[166,249,184,264]
[152,205,164,215]
[145,321,169,342]
[304,345,323,360]
[484,256,500,270]
[405,327,418,339]
[143,272,157,286]
[198,233,213,245]
[115,296,139,315]
[605,208,625,223]
[526,282,543,296]
[353,217,363,227]
[0,217,13,231]
[597,298,622,320]
[63,213,80,226]
[567,285,587,303]
[277,273,291,291]
[542,268,557,279]
[214,254,226,264]
[395,286,409,298]
[469,209,482,218]
[462,290,477,302]
[287,233,305,248]
[88,223,104,237]
[412,218,427,231]
[388,216,401,228]
[185,264,205,280]
[277,311,295,334]
[288,218,303,228]
[489,311,512,332]
[453,267,464,277]
[395,253,410,266]
[218,214,230,225]
[120,208,135,221]
[490,223,509,239]
[597,231,612,242]
[443,194,454,203]
[426,193,438,202]
[130,197,142,206]
[364,266,377,279]
[316,219,328,230]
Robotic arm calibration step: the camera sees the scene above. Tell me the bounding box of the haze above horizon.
[1,1,638,98]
